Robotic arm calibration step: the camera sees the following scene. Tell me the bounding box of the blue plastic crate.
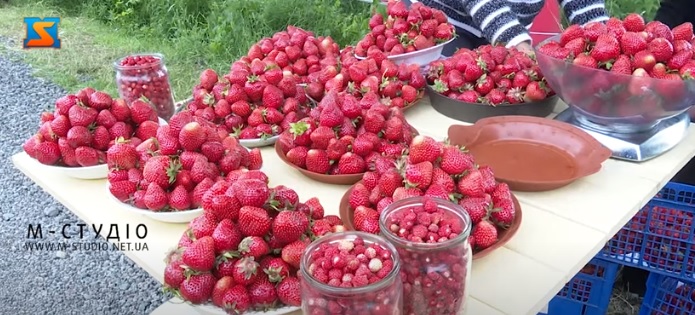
[542,258,619,315]
[600,182,695,281]
[639,273,695,315]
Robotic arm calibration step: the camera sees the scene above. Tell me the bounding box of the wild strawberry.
[180,273,216,304]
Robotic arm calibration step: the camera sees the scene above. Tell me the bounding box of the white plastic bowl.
[239,135,280,148]
[356,37,455,66]
[107,185,203,223]
[55,163,109,179]
[194,304,300,315]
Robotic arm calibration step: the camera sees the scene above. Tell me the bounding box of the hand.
[516,41,535,57]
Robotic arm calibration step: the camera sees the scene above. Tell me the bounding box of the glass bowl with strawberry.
[425,44,559,123]
[535,15,695,131]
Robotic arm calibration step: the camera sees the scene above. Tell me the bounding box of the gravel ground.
[0,37,167,315]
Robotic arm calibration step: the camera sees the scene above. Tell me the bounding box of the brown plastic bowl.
[275,142,364,185]
[448,116,612,192]
[338,182,523,260]
[427,85,559,123]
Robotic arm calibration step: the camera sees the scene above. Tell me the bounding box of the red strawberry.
[457,168,492,197]
[440,146,474,175]
[163,259,185,289]
[262,85,285,109]
[130,99,156,124]
[238,236,270,259]
[304,197,325,220]
[248,277,278,307]
[211,276,235,307]
[305,149,331,174]
[353,206,379,234]
[403,161,433,189]
[619,32,647,56]
[472,220,498,249]
[188,212,217,239]
[622,13,646,32]
[560,25,585,46]
[490,182,515,226]
[143,182,168,211]
[633,51,657,71]
[276,276,301,306]
[182,236,216,271]
[88,91,112,110]
[75,146,100,167]
[178,122,207,151]
[281,240,307,268]
[649,38,675,62]
[408,135,441,163]
[272,210,310,244]
[169,185,192,210]
[232,256,260,285]
[238,206,272,236]
[233,179,270,207]
[337,152,366,174]
[610,55,632,75]
[524,81,547,101]
[221,285,251,313]
[459,196,492,224]
[180,273,216,304]
[668,50,693,70]
[49,115,70,137]
[109,180,137,202]
[260,257,291,283]
[672,22,694,41]
[106,139,138,169]
[199,69,219,90]
[590,34,620,62]
[143,155,178,189]
[55,94,78,115]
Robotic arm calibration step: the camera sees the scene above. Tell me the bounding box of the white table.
[12,96,695,315]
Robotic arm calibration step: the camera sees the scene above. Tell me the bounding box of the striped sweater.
[411,0,610,48]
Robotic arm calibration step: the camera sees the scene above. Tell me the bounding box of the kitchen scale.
[554,109,691,162]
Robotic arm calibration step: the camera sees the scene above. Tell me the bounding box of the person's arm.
[559,0,609,26]
[654,0,689,28]
[461,0,532,48]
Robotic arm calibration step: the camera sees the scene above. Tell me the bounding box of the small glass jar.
[300,231,403,315]
[379,196,473,315]
[114,53,175,120]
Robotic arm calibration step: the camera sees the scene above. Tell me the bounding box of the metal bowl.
[536,35,695,131]
[356,38,455,66]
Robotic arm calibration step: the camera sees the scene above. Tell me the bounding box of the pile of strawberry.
[303,51,426,107]
[537,14,695,115]
[355,1,455,57]
[163,171,345,313]
[276,90,417,176]
[23,87,161,167]
[105,110,262,211]
[426,44,553,105]
[185,60,310,141]
[348,135,516,252]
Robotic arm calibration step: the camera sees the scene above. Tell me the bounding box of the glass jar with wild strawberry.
[380,196,473,315]
[114,53,175,120]
[300,231,403,315]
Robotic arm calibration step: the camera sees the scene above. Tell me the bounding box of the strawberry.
[260,257,291,283]
[211,276,235,307]
[130,99,156,124]
[106,139,138,169]
[248,277,278,307]
[590,34,620,62]
[633,51,657,71]
[472,220,498,249]
[272,210,310,244]
[188,212,217,239]
[66,125,92,148]
[619,32,647,56]
[649,38,675,62]
[163,260,185,289]
[668,50,693,70]
[559,24,585,46]
[457,168,491,197]
[169,185,192,210]
[459,196,492,224]
[622,13,646,32]
[524,81,547,101]
[75,146,100,167]
[221,285,251,313]
[68,104,99,127]
[490,182,515,227]
[233,179,270,207]
[610,55,632,74]
[143,155,179,189]
[305,149,331,174]
[276,276,301,306]
[304,197,325,220]
[281,240,307,268]
[109,180,137,202]
[238,236,270,259]
[337,152,366,174]
[262,85,285,109]
[180,273,216,304]
[144,182,168,211]
[238,206,271,236]
[440,146,474,175]
[110,98,131,121]
[87,91,113,110]
[178,122,207,151]
[182,236,216,271]
[403,161,433,188]
[199,69,219,90]
[353,206,380,234]
[408,135,441,164]
[55,94,78,115]
[285,146,308,167]
[512,71,530,88]
[49,115,70,137]
[247,148,263,170]
[232,256,260,286]
[672,22,694,41]
[379,169,404,196]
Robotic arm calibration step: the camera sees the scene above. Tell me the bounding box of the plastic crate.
[639,273,695,315]
[600,182,695,280]
[541,258,619,315]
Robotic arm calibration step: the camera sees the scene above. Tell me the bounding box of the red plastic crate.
[600,182,695,281]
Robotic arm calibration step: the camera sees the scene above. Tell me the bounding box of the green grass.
[0,0,661,102]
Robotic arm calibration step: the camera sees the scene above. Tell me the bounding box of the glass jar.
[300,231,403,315]
[114,53,175,120]
[379,196,473,315]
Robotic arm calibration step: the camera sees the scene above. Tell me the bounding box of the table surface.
[12,96,695,315]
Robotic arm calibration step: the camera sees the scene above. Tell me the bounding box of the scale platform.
[555,109,691,162]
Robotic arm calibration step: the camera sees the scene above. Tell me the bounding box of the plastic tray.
[542,258,619,315]
[639,272,695,315]
[427,86,558,123]
[600,182,695,281]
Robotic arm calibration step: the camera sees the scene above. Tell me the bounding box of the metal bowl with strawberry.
[536,14,695,130]
[425,44,559,123]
